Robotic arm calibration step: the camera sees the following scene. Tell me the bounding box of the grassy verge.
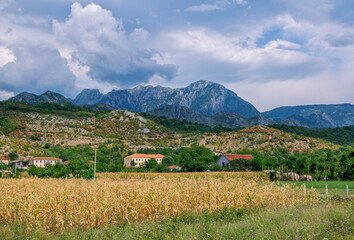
[1,200,352,240]
[280,181,354,196]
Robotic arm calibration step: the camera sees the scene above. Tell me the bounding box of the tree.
[178,145,215,172]
[130,160,136,169]
[9,151,18,160]
[145,158,157,168]
[162,156,175,166]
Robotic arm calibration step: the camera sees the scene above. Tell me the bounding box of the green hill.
[270,124,354,145]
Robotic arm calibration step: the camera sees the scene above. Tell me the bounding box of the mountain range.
[7,80,354,128]
[148,105,275,129]
[263,104,354,128]
[73,80,259,117]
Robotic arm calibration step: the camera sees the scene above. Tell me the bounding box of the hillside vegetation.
[0,102,342,159]
[270,124,354,145]
[141,113,233,133]
[187,126,338,154]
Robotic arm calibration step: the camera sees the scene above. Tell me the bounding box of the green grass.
[280,181,354,196]
[1,200,352,240]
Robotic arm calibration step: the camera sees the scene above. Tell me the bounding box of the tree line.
[24,143,353,180]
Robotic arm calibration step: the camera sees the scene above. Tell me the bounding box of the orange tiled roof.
[32,157,62,161]
[224,154,253,160]
[166,166,180,169]
[126,154,164,158]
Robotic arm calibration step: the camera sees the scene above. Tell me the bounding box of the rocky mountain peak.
[75,80,260,117]
[8,92,37,104]
[9,91,70,105]
[73,89,103,105]
[185,80,219,91]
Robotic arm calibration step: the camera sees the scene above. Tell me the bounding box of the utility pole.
[94,149,97,181]
[14,162,17,177]
[1,147,3,178]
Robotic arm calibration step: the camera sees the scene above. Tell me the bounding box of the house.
[30,157,62,168]
[0,156,10,165]
[215,154,253,169]
[166,166,182,171]
[124,154,164,168]
[9,160,29,169]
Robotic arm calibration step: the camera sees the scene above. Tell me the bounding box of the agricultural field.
[282,181,354,196]
[1,172,353,239]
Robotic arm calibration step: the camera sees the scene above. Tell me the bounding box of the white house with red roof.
[0,156,10,165]
[166,165,182,171]
[30,157,62,168]
[215,154,253,167]
[124,154,164,168]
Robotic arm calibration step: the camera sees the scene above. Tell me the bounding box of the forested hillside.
[0,102,344,166]
[270,124,354,145]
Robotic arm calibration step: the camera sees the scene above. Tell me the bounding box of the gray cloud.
[0,0,353,110]
[0,44,77,96]
[53,3,178,88]
[327,33,354,47]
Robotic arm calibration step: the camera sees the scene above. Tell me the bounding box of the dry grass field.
[0,172,318,233]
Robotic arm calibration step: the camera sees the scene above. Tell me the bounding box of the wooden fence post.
[326,184,328,195]
[347,185,349,198]
[304,184,306,195]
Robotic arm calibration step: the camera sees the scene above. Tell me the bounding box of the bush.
[9,151,18,160]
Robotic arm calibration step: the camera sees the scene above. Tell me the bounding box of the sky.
[0,0,353,111]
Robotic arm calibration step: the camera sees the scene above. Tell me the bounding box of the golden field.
[0,172,317,233]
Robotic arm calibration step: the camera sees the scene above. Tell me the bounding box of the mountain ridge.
[9,91,71,105]
[6,81,354,128]
[74,80,260,117]
[148,104,274,129]
[263,103,354,128]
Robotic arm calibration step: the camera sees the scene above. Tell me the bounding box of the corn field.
[0,172,317,232]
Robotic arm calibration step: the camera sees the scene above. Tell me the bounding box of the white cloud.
[0,0,10,11]
[130,28,149,41]
[0,89,14,100]
[0,46,15,66]
[0,0,352,109]
[226,67,354,111]
[53,2,178,88]
[186,0,246,12]
[265,39,301,49]
[186,4,221,12]
[167,29,319,76]
[0,44,77,96]
[233,0,246,4]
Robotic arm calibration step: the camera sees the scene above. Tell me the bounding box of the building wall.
[124,157,163,167]
[215,155,230,167]
[0,159,10,165]
[30,159,61,168]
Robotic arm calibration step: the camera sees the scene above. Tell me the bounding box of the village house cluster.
[2,152,255,171]
[0,156,62,170]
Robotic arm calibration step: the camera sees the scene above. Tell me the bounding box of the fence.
[282,183,351,198]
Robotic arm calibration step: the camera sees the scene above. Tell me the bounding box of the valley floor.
[0,172,353,239]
